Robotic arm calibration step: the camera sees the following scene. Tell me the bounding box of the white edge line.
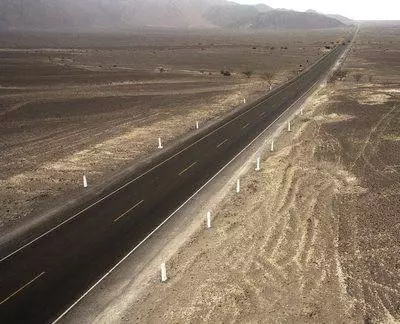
[0,77,283,263]
[52,77,321,323]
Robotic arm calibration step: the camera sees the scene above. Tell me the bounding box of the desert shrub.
[338,69,348,79]
[328,69,348,83]
[243,70,253,78]
[220,69,231,77]
[353,73,363,83]
[261,72,275,90]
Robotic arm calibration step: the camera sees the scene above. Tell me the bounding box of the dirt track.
[95,23,400,323]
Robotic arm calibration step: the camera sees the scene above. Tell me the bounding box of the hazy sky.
[234,0,400,20]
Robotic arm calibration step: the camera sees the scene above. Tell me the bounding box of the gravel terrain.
[0,28,347,232]
[84,23,400,323]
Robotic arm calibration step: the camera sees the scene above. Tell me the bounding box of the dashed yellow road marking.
[0,272,45,306]
[178,161,198,176]
[217,139,229,148]
[114,200,144,222]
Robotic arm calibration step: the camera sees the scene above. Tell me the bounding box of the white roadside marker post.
[236,178,241,193]
[271,140,274,152]
[300,108,304,116]
[83,175,88,189]
[255,157,261,171]
[287,121,292,132]
[206,211,212,229]
[161,262,168,282]
[243,98,246,104]
[196,121,199,130]
[158,137,163,149]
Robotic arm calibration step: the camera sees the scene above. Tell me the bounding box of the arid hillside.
[0,0,346,30]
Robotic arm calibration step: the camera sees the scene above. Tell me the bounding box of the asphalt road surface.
[0,39,350,323]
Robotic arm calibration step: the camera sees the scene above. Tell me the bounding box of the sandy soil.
[0,28,347,232]
[93,24,400,323]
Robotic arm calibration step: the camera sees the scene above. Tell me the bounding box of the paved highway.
[0,39,350,323]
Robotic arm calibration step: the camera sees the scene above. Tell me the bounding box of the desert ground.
[0,28,348,232]
[82,23,400,323]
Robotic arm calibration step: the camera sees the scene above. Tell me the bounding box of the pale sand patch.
[352,91,391,105]
[43,84,260,173]
[381,88,400,94]
[313,113,355,123]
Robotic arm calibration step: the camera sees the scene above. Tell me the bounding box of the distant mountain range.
[305,9,354,25]
[0,0,353,31]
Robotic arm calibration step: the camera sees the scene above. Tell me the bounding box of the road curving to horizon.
[0,33,353,323]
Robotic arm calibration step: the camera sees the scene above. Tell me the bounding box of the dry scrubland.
[0,28,347,231]
[100,24,400,322]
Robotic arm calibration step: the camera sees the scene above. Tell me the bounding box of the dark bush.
[328,69,348,83]
[242,70,253,78]
[353,73,363,83]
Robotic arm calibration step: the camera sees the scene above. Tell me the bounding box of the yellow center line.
[217,139,229,148]
[114,200,144,222]
[178,161,198,176]
[242,123,250,129]
[0,271,45,306]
